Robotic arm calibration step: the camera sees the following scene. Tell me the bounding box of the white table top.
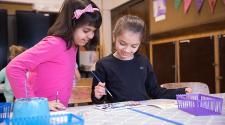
[63,93,225,125]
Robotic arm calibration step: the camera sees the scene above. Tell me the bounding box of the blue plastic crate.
[0,103,11,122]
[3,113,84,125]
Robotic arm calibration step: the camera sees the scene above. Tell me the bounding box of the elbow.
[5,62,13,78]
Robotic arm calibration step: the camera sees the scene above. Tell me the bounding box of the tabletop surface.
[63,93,225,125]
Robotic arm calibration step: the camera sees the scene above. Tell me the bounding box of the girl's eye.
[83,30,89,33]
[119,42,126,46]
[131,45,138,48]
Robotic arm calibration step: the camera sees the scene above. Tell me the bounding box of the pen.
[90,71,113,98]
[56,91,59,104]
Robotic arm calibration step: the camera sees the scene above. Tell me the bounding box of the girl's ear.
[112,35,115,43]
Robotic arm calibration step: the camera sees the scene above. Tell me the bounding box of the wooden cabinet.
[16,11,50,48]
[152,42,176,85]
[111,0,149,31]
[0,9,8,69]
[219,35,225,93]
[111,0,150,58]
[150,31,225,93]
[179,37,215,93]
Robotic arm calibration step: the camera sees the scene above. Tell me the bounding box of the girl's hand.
[48,100,66,111]
[94,82,106,99]
[185,87,192,93]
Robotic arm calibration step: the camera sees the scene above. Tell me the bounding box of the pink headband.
[73,4,99,19]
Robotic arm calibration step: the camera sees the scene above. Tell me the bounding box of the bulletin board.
[149,0,225,35]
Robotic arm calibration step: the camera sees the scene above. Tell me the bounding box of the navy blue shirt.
[91,53,185,104]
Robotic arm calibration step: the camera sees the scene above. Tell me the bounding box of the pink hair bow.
[73,4,99,19]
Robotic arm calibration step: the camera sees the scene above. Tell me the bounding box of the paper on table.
[95,101,145,111]
[143,99,178,109]
[94,99,178,111]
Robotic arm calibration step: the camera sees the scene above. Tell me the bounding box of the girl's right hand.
[48,100,66,112]
[94,82,106,99]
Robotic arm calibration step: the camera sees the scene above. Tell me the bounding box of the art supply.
[90,71,113,98]
[24,79,28,97]
[95,101,143,111]
[56,91,59,105]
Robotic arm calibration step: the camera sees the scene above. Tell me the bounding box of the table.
[68,78,92,106]
[64,93,225,125]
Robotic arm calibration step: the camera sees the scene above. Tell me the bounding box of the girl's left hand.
[185,87,192,93]
[48,100,66,111]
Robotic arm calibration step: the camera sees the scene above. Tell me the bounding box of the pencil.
[90,71,113,98]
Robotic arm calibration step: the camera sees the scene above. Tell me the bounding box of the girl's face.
[114,30,141,60]
[73,25,96,46]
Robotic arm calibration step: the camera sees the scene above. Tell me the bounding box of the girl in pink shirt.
[6,0,102,111]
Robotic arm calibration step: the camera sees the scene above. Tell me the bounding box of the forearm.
[152,87,186,99]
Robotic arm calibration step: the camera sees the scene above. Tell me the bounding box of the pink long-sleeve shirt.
[6,36,77,106]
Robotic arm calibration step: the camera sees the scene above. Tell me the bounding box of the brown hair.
[9,45,26,60]
[113,15,146,42]
[48,0,102,49]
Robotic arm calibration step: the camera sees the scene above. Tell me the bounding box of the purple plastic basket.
[176,94,223,116]
[0,103,11,122]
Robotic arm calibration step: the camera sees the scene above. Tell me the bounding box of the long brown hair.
[48,0,102,49]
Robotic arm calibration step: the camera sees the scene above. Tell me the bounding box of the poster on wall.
[153,0,167,22]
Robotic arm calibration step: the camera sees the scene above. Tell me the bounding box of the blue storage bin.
[0,103,11,122]
[3,113,84,125]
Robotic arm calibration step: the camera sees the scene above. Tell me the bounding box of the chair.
[69,78,93,106]
[160,82,210,94]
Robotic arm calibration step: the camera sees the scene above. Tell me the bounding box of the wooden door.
[16,11,50,48]
[219,34,225,93]
[0,9,8,70]
[152,42,176,85]
[111,0,150,57]
[179,37,215,93]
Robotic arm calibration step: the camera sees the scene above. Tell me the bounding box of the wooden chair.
[160,82,210,94]
[69,78,93,106]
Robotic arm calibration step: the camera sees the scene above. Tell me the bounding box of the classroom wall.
[0,2,33,15]
[150,0,225,35]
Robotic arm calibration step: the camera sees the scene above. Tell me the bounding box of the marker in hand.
[90,71,113,98]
